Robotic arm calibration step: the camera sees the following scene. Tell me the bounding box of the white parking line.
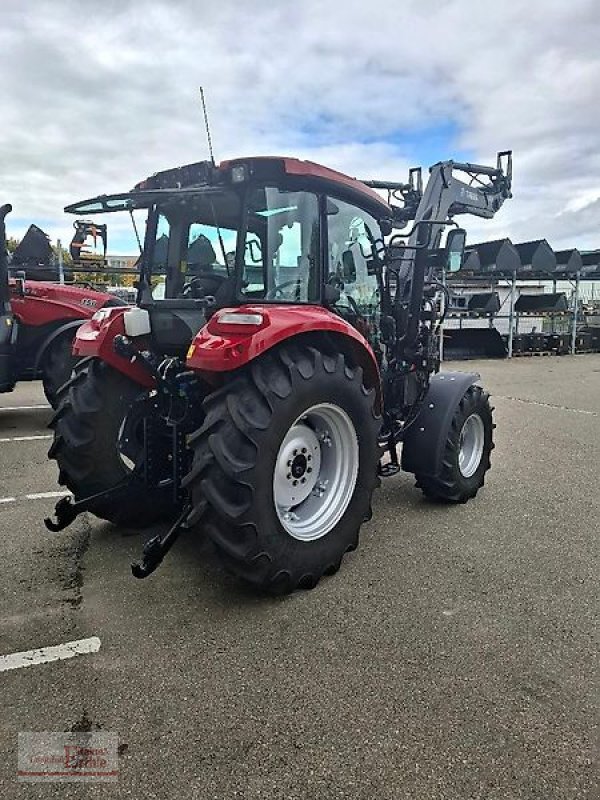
[25,491,69,501]
[0,435,52,443]
[0,491,69,506]
[0,405,50,412]
[0,637,101,673]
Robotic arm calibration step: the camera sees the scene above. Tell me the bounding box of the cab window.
[241,188,320,302]
[326,198,383,318]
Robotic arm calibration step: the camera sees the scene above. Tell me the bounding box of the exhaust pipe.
[0,204,12,309]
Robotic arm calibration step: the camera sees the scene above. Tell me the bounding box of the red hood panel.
[9,280,122,326]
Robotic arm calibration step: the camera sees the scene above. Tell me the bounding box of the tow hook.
[44,483,131,532]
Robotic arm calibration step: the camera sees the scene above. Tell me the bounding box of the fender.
[401,371,479,477]
[72,307,154,388]
[186,304,381,402]
[33,319,83,375]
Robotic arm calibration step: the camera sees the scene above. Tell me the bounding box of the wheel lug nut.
[293,480,298,486]
[293,449,298,456]
[286,473,292,480]
[287,460,292,467]
[307,467,312,473]
[301,447,307,454]
[307,454,312,461]
[301,477,306,483]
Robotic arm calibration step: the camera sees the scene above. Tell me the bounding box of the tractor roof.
[66,156,393,219]
[221,156,392,217]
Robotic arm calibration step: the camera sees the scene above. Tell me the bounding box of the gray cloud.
[1,0,600,253]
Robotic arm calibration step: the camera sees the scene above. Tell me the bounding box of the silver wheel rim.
[458,413,485,478]
[273,403,359,542]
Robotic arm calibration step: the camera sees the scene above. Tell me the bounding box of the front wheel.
[183,345,381,594]
[415,384,494,503]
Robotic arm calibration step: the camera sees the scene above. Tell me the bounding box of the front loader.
[46,152,512,593]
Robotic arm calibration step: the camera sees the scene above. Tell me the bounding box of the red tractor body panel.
[186,304,381,401]
[73,308,154,387]
[9,279,115,327]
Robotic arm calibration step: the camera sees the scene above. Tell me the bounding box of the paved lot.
[0,356,598,799]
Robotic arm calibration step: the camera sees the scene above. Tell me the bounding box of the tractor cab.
[65,157,394,357]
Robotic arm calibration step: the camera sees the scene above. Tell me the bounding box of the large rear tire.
[183,345,381,594]
[49,358,174,527]
[415,384,493,503]
[42,334,77,408]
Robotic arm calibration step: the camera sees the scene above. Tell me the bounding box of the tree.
[51,243,73,266]
[6,236,20,254]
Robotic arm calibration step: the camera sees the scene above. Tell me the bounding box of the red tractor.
[46,152,512,593]
[0,205,125,406]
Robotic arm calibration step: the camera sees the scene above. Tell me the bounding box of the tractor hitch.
[131,502,197,578]
[44,482,131,532]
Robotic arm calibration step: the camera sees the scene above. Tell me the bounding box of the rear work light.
[91,308,114,325]
[208,309,268,335]
[230,165,248,183]
[217,312,263,326]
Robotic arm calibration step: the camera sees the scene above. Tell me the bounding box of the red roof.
[221,156,391,216]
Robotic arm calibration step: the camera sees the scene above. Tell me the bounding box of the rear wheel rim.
[273,403,359,542]
[458,413,485,478]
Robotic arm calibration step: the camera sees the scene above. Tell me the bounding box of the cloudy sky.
[2,0,600,254]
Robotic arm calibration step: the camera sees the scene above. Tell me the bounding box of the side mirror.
[445,228,466,272]
[341,250,357,283]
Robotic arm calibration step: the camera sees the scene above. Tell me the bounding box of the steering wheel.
[182,271,227,298]
[265,279,301,300]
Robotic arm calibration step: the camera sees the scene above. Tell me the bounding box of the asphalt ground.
[0,355,598,799]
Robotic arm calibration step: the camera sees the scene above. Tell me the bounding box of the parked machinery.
[45,151,513,592]
[0,205,125,405]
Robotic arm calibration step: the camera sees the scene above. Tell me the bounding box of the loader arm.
[408,152,512,251]
[363,150,512,250]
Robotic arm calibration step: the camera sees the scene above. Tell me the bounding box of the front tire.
[183,345,381,594]
[49,359,174,527]
[415,384,493,503]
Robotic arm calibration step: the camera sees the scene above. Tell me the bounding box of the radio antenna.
[199,86,216,166]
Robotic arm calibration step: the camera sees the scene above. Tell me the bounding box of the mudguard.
[186,304,381,404]
[401,371,479,477]
[33,319,83,374]
[72,308,154,388]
